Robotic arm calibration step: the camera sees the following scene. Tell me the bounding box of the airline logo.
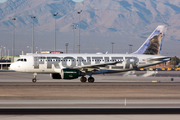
[33,56,139,69]
[134,25,167,55]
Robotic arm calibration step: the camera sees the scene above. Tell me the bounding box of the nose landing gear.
[32,73,37,83]
[32,78,37,83]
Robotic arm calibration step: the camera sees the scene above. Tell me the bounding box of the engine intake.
[50,73,62,79]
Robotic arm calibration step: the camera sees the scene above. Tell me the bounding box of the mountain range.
[0,0,180,56]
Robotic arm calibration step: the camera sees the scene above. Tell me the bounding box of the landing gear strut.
[32,73,37,83]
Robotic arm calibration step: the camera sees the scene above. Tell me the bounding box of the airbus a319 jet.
[10,25,170,83]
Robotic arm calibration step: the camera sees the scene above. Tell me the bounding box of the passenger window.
[24,59,27,62]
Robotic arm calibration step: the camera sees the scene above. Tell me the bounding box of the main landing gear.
[32,73,37,83]
[80,76,95,83]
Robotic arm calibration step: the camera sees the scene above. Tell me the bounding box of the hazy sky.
[0,0,84,3]
[0,0,6,3]
[72,0,84,2]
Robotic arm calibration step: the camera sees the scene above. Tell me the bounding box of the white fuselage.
[10,53,170,74]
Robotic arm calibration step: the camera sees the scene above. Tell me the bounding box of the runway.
[0,70,180,83]
[1,100,180,108]
[0,70,180,117]
[0,71,180,101]
[1,115,180,120]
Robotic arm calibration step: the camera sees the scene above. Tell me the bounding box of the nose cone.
[10,63,15,70]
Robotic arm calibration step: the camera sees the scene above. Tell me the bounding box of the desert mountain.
[0,0,180,56]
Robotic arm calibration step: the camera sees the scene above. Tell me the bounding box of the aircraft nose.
[10,63,15,70]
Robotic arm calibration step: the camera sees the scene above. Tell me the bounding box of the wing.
[69,61,121,72]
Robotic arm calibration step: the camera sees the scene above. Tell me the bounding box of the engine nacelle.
[61,69,80,79]
[50,73,62,79]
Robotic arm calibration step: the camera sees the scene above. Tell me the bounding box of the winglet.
[134,25,167,55]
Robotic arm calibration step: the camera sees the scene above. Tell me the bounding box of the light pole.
[65,43,69,53]
[71,24,76,53]
[8,49,9,60]
[31,16,36,53]
[27,46,32,53]
[0,46,3,60]
[77,10,82,53]
[4,47,6,59]
[12,18,16,62]
[54,12,58,53]
[36,47,39,53]
[129,44,133,53]
[0,48,1,59]
[111,42,114,53]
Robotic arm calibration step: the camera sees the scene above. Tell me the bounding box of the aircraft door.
[33,56,46,72]
[125,56,139,69]
[132,56,139,69]
[40,57,47,72]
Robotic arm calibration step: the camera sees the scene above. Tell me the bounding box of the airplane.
[10,25,170,83]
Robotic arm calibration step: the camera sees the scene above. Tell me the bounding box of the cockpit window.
[17,58,27,62]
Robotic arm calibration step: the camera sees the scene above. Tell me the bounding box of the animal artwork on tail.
[134,25,167,55]
[143,33,163,55]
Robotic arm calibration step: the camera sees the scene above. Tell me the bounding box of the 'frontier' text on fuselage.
[34,56,139,69]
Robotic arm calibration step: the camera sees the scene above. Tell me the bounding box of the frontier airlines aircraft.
[10,25,170,83]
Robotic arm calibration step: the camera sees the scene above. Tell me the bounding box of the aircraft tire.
[32,78,37,83]
[88,77,95,83]
[80,77,87,83]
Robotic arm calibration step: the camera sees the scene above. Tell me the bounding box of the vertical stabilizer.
[134,25,167,55]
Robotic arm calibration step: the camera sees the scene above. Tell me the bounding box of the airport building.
[41,51,63,54]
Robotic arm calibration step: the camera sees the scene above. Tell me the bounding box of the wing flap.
[148,57,171,62]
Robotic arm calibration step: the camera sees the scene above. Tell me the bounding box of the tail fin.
[134,25,167,55]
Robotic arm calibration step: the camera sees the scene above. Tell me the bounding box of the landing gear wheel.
[32,78,37,83]
[32,73,37,83]
[88,77,95,83]
[80,77,87,83]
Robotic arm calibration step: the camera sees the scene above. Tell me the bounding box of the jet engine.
[61,69,80,79]
[50,73,62,79]
[51,69,81,79]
